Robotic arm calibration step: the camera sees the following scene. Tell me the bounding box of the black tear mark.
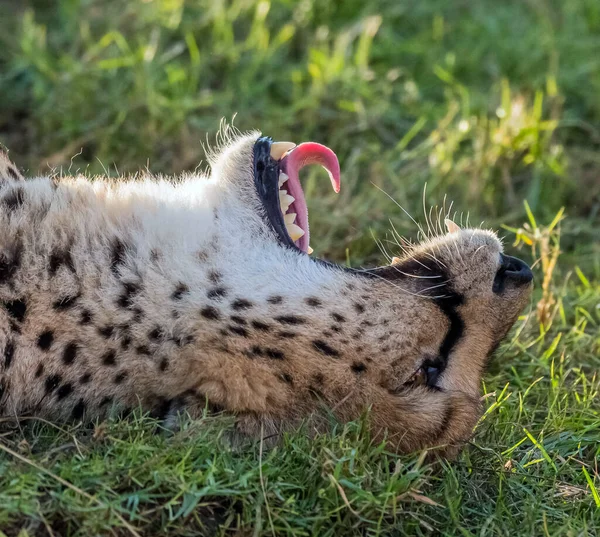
[72,399,86,420]
[62,343,78,365]
[312,340,340,357]
[200,306,220,321]
[53,293,81,310]
[37,330,54,350]
[171,283,189,300]
[305,297,322,307]
[45,374,62,393]
[2,187,25,211]
[351,362,367,374]
[275,315,305,325]
[231,298,253,311]
[3,299,27,322]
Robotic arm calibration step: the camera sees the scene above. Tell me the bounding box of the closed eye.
[404,359,443,390]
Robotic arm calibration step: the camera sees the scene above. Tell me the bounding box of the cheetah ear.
[391,257,401,265]
[444,218,461,234]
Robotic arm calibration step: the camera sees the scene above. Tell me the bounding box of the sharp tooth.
[270,142,296,161]
[286,223,305,241]
[279,192,295,212]
[284,212,297,224]
[278,172,289,187]
[307,246,314,254]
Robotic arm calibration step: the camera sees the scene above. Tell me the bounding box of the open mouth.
[253,137,341,254]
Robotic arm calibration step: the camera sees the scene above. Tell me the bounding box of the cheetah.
[0,129,533,456]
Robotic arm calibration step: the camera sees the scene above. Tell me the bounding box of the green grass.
[0,0,599,535]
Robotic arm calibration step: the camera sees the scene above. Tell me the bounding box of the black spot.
[148,327,164,341]
[280,373,294,384]
[49,250,75,275]
[159,358,169,371]
[322,330,333,338]
[3,299,27,322]
[230,315,246,325]
[2,187,24,210]
[62,343,78,365]
[80,372,92,384]
[136,345,151,356]
[171,283,189,300]
[305,297,322,307]
[98,325,114,338]
[331,313,346,323]
[80,310,93,324]
[246,345,263,357]
[207,287,227,299]
[275,315,305,325]
[200,306,221,321]
[251,320,271,331]
[117,281,140,308]
[3,341,14,369]
[361,320,373,327]
[312,340,340,357]
[0,379,6,401]
[114,372,127,384]
[313,373,325,385]
[110,239,127,274]
[228,325,249,337]
[53,293,80,310]
[353,303,365,314]
[132,307,144,323]
[231,298,253,311]
[0,243,22,284]
[37,331,54,350]
[351,362,367,374]
[208,271,222,284]
[121,335,132,350]
[35,363,44,378]
[102,350,117,366]
[99,396,113,408]
[267,296,283,304]
[45,374,62,394]
[72,399,86,420]
[172,334,194,347]
[331,325,342,333]
[265,348,285,360]
[277,331,296,339]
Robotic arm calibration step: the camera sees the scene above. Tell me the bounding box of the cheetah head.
[206,131,533,456]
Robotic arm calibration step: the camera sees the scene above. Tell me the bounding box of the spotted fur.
[0,133,532,456]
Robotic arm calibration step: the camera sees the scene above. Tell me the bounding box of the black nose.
[493,254,533,294]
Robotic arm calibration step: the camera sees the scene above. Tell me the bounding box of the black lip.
[253,136,299,251]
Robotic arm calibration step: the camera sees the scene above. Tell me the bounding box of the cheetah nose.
[493,254,533,293]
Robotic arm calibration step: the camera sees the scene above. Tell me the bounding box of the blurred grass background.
[0,0,598,267]
[0,1,599,536]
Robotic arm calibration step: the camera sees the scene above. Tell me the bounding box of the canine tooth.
[284,212,297,224]
[270,142,296,160]
[307,246,314,254]
[278,172,289,187]
[279,192,295,212]
[286,223,305,241]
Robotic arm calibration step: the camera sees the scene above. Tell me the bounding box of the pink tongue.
[279,142,341,252]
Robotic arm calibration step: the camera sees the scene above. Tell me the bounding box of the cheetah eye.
[405,362,442,389]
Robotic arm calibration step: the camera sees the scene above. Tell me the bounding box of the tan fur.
[0,133,532,456]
